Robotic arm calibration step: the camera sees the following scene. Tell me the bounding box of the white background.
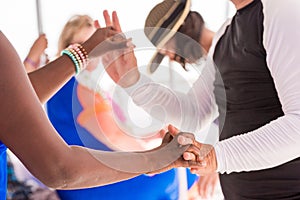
[0,0,235,60]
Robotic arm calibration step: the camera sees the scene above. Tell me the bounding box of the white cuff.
[214,143,225,174]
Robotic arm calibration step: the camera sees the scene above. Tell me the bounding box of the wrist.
[82,41,93,56]
[211,148,218,173]
[24,57,39,68]
[119,70,140,88]
[124,73,152,97]
[214,143,224,173]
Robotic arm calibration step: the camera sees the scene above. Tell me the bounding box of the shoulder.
[262,0,300,27]
[262,0,300,52]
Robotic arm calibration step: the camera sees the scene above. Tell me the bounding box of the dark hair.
[174,11,205,69]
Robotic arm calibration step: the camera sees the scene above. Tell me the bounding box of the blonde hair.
[57,15,94,56]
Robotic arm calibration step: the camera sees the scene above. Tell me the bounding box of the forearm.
[28,55,75,104]
[41,145,141,189]
[37,132,192,189]
[125,69,217,133]
[24,57,39,73]
[215,114,300,174]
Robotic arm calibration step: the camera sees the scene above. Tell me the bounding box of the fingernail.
[177,135,193,145]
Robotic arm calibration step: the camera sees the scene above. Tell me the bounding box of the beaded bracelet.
[61,49,80,74]
[70,44,88,69]
[61,44,89,75]
[70,44,89,69]
[68,48,83,70]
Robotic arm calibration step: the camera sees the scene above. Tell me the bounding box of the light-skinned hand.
[100,10,140,88]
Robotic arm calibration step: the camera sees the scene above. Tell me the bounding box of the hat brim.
[148,51,165,74]
[146,0,191,74]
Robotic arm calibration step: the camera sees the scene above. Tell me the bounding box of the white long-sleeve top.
[125,0,300,174]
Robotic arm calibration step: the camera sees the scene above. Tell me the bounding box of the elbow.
[32,154,77,189]
[284,112,300,133]
[37,162,71,189]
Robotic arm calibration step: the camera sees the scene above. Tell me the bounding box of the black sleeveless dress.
[213,0,300,199]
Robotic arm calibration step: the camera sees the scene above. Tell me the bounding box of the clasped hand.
[167,125,218,175]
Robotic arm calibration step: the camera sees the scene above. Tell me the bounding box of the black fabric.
[213,0,300,199]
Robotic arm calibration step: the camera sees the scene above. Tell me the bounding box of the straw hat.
[144,0,191,73]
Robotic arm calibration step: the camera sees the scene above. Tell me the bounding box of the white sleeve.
[215,0,300,174]
[125,58,218,134]
[124,18,232,134]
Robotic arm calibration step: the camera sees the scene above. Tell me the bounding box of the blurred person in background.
[23,34,48,73]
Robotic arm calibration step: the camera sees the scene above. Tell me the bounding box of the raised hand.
[24,34,48,72]
[82,27,129,59]
[102,10,122,32]
[82,11,131,59]
[100,10,140,88]
[28,34,48,60]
